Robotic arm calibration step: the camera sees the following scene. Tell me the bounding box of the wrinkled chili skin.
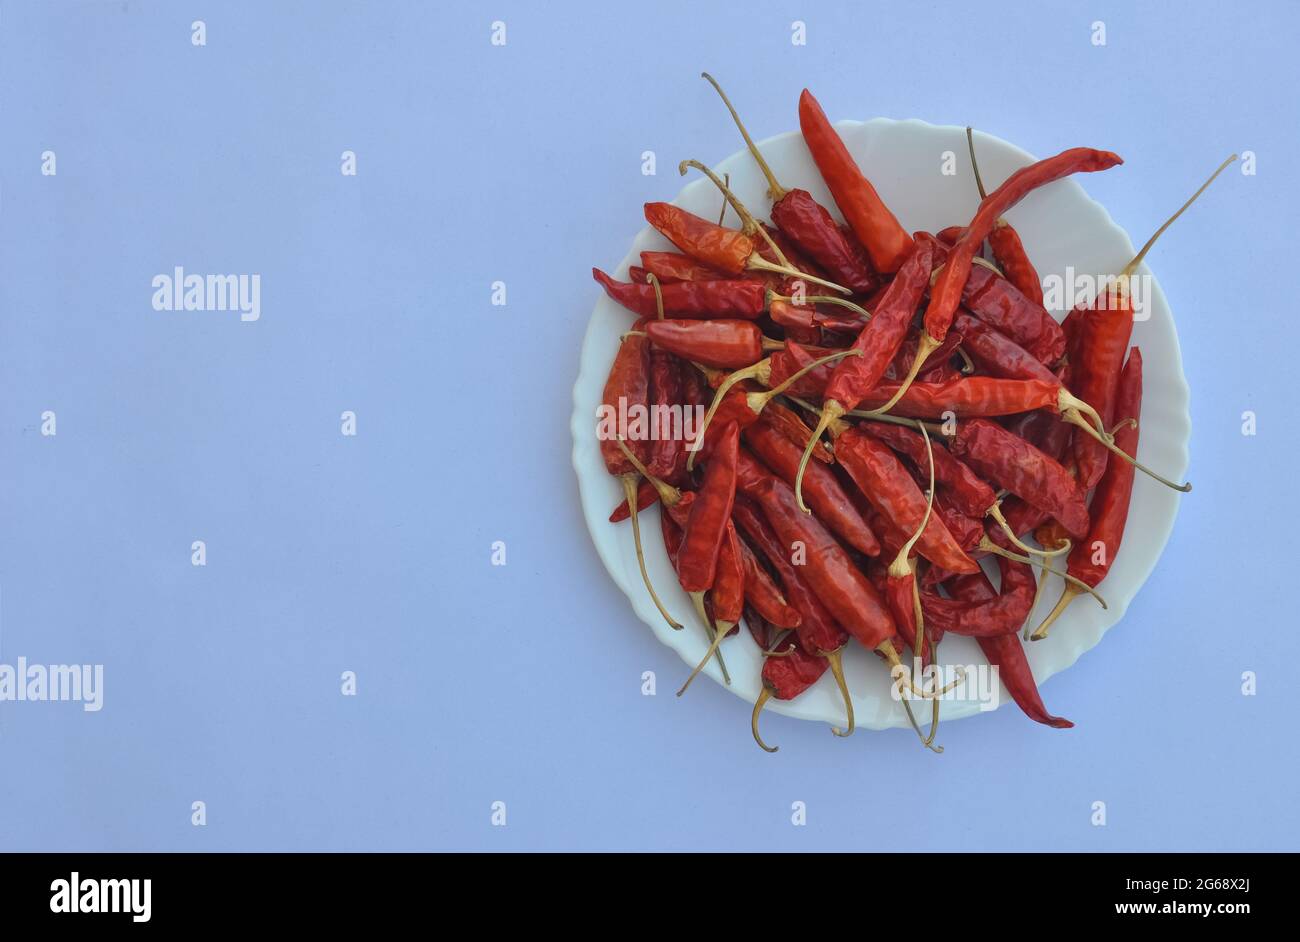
[644,319,764,369]
[769,299,863,335]
[760,400,833,464]
[609,478,658,522]
[677,422,740,591]
[882,571,923,661]
[927,148,1123,342]
[951,418,1090,539]
[644,202,754,274]
[884,331,964,382]
[798,89,912,273]
[962,265,1065,364]
[770,188,877,293]
[740,475,897,651]
[599,323,651,475]
[921,550,1034,636]
[712,521,747,625]
[833,427,979,574]
[735,532,802,628]
[953,309,1059,383]
[988,219,1045,306]
[768,341,838,398]
[646,347,684,481]
[952,570,1073,728]
[593,268,766,320]
[864,420,996,518]
[1071,285,1134,488]
[640,251,732,283]
[743,419,882,557]
[855,376,1061,418]
[825,240,934,410]
[732,495,846,655]
[763,644,829,699]
[1070,348,1142,587]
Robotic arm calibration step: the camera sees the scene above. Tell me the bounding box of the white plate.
[570,118,1189,730]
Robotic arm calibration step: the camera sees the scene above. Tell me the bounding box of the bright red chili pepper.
[864,421,997,519]
[950,418,1090,539]
[952,308,1059,382]
[743,419,882,557]
[988,220,1045,305]
[640,251,732,283]
[947,568,1073,728]
[593,268,766,320]
[711,521,747,628]
[926,147,1123,346]
[921,548,1034,637]
[798,89,912,273]
[734,531,801,629]
[643,319,764,369]
[832,426,980,574]
[1033,348,1142,641]
[854,375,1063,418]
[759,400,834,465]
[1069,283,1133,488]
[645,202,754,274]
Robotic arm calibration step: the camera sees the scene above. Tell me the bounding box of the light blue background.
[1,0,1293,851]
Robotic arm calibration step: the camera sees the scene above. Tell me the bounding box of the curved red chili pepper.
[640,251,732,283]
[863,421,997,519]
[927,148,1123,343]
[798,89,912,273]
[920,551,1034,637]
[593,268,766,320]
[832,427,979,574]
[643,319,764,369]
[735,533,801,629]
[950,418,1090,539]
[948,569,1073,728]
[770,190,876,292]
[952,308,1059,382]
[676,421,740,592]
[645,202,754,274]
[743,420,882,557]
[599,324,650,475]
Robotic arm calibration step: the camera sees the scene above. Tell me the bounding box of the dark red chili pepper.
[920,547,1034,637]
[735,532,801,629]
[798,88,912,273]
[884,331,965,382]
[759,400,834,465]
[593,268,766,320]
[676,421,740,593]
[863,421,997,519]
[948,569,1073,728]
[950,418,1090,539]
[831,426,980,574]
[926,147,1123,345]
[740,473,899,653]
[711,521,747,629]
[854,376,1063,418]
[1033,348,1142,641]
[646,346,685,482]
[952,308,1059,382]
[752,642,831,752]
[743,419,882,557]
[643,319,764,369]
[767,340,839,399]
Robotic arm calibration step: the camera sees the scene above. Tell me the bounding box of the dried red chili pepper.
[948,568,1073,728]
[743,418,882,557]
[752,642,831,752]
[646,345,685,482]
[949,417,1090,540]
[759,399,834,465]
[796,238,935,510]
[909,148,1122,393]
[966,127,1046,306]
[702,73,877,294]
[641,318,767,369]
[798,88,912,273]
[640,250,732,283]
[1033,348,1143,641]
[865,420,997,518]
[952,308,1059,382]
[831,425,979,574]
[600,328,681,629]
[593,268,766,320]
[735,532,801,629]
[921,546,1035,637]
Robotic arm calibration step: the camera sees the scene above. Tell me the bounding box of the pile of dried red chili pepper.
[593,75,1232,752]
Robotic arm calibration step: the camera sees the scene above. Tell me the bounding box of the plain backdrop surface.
[0,0,1294,851]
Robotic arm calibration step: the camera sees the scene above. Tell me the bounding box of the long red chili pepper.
[1069,283,1132,489]
[948,568,1073,728]
[966,127,1046,306]
[732,494,855,740]
[641,318,767,369]
[735,532,801,629]
[1033,348,1142,641]
[921,544,1035,637]
[892,148,1122,406]
[646,344,685,482]
[701,73,877,293]
[795,238,935,511]
[743,419,882,557]
[797,88,912,273]
[640,251,732,283]
[949,418,1091,540]
[952,308,1059,382]
[593,268,766,320]
[864,421,997,519]
[831,425,979,574]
